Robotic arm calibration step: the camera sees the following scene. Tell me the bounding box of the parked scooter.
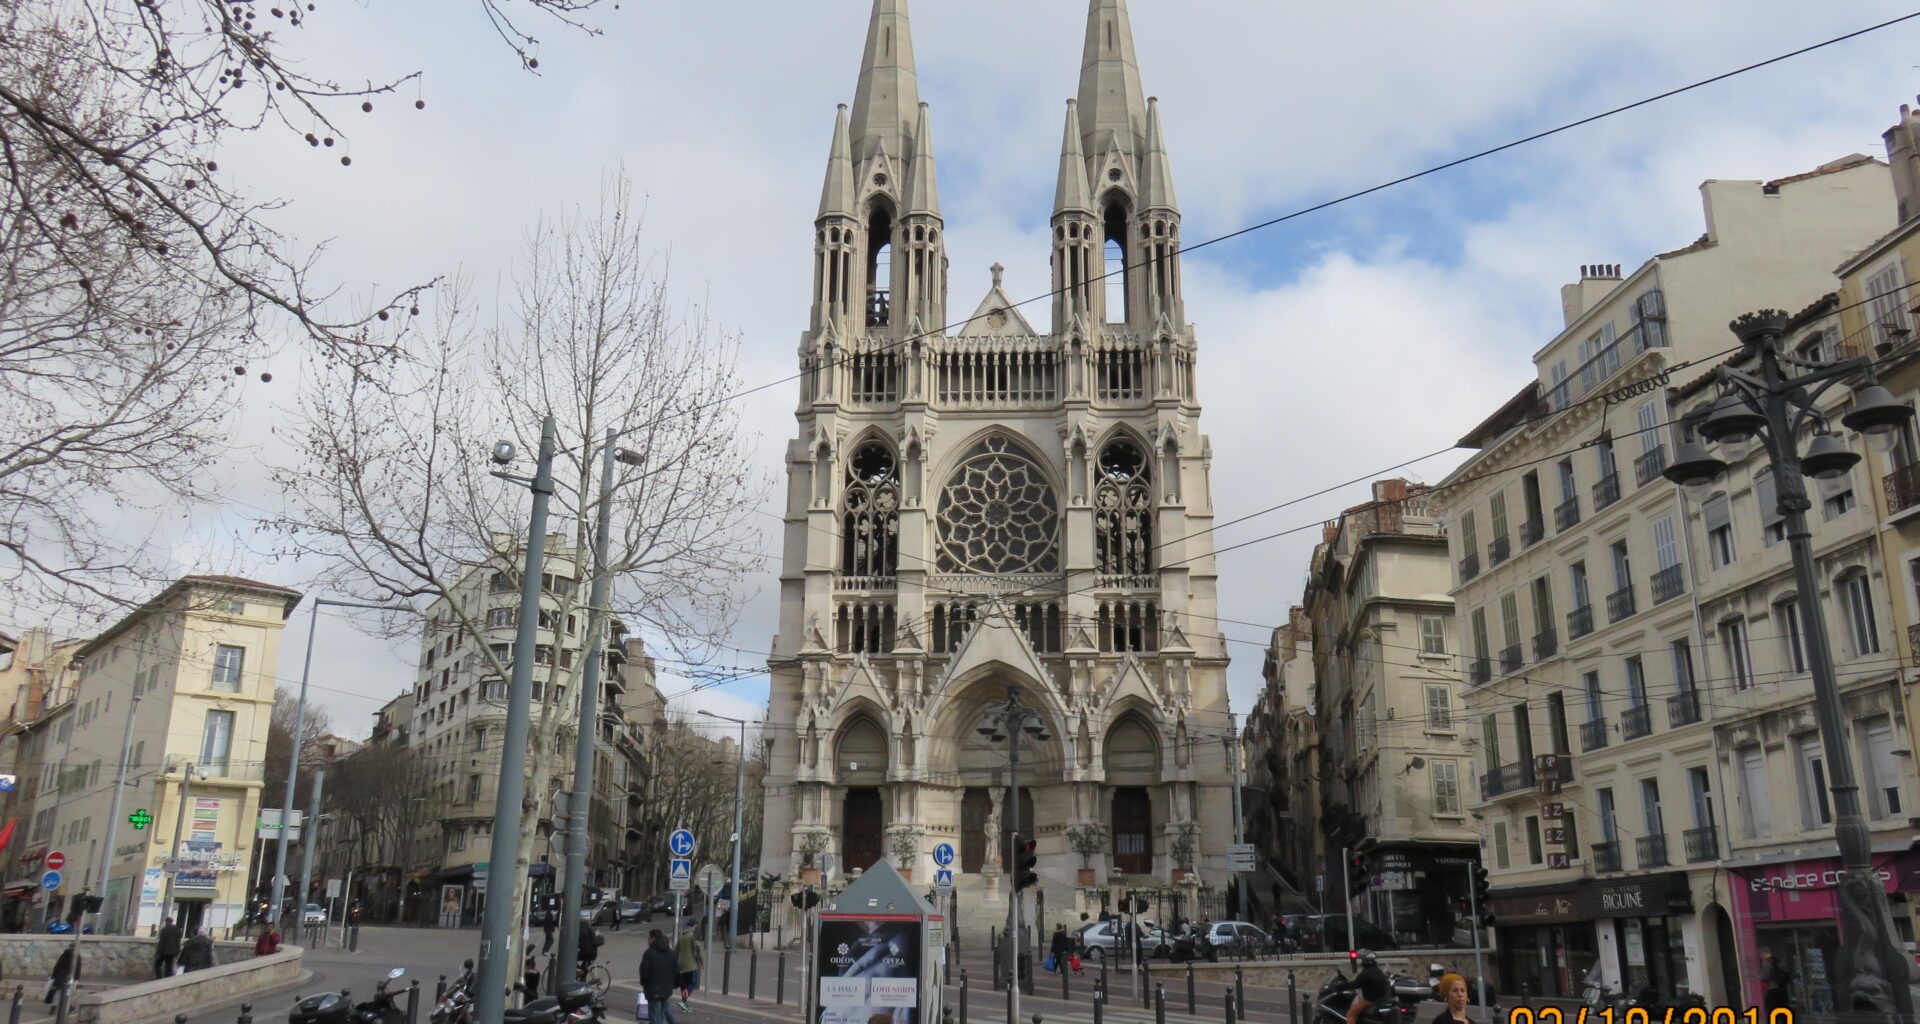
[291,968,408,1024]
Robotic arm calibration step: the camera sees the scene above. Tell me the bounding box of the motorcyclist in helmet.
[1346,949,1394,1024]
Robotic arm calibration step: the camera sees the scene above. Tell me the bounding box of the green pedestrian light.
[128,809,152,830]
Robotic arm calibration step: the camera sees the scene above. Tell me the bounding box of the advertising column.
[811,860,940,1024]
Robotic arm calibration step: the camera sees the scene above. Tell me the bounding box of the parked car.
[1277,913,1398,953]
[1201,920,1275,957]
[582,899,621,925]
[1076,919,1170,961]
[303,903,327,926]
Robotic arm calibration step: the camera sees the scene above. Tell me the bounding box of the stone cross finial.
[991,262,1004,287]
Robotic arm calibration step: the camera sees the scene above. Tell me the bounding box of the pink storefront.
[1729,850,1920,1013]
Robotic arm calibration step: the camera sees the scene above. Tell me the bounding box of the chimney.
[1322,522,1339,543]
[1560,263,1624,327]
[1885,97,1920,224]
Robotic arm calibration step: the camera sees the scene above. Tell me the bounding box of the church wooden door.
[844,787,884,872]
[1112,786,1152,875]
[961,789,990,873]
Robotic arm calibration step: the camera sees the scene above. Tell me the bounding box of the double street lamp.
[1663,309,1916,1021]
[977,688,1050,1021]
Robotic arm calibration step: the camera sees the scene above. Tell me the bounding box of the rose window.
[936,436,1060,573]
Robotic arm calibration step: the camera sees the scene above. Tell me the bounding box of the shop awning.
[4,879,38,896]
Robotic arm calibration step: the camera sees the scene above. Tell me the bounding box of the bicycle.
[540,955,613,1001]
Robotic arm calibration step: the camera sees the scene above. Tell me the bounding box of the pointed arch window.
[1103,199,1129,323]
[867,205,893,328]
[936,436,1060,574]
[842,441,900,579]
[1095,437,1153,576]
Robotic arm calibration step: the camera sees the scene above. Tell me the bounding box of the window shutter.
[1652,516,1679,570]
[1704,495,1731,533]
[1755,471,1783,528]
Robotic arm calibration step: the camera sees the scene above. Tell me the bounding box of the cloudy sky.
[25,0,1920,737]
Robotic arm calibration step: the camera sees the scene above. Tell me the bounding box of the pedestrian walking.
[45,947,78,1005]
[639,929,681,1024]
[674,924,704,1011]
[1761,950,1795,1014]
[154,917,182,978]
[180,928,214,972]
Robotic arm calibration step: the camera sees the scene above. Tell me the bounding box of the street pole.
[272,600,320,929]
[90,692,141,936]
[557,431,618,986]
[1464,870,1487,1021]
[1228,713,1245,920]
[1340,846,1355,954]
[295,766,325,943]
[474,415,560,1024]
[159,764,196,918]
[728,719,746,949]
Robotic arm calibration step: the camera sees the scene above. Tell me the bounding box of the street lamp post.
[978,687,1051,1024]
[696,710,752,951]
[1664,309,1917,1022]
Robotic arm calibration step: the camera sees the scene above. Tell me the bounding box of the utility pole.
[473,416,559,1024]
[159,764,197,917]
[295,766,325,942]
[90,692,141,936]
[558,430,620,986]
[1228,712,1245,919]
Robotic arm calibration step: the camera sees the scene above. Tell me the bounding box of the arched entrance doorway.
[836,716,889,872]
[1706,902,1743,1009]
[1105,714,1159,875]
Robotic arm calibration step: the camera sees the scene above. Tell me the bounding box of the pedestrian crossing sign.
[669,858,692,892]
[934,869,953,893]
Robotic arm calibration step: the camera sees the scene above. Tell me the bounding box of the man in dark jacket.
[1049,925,1074,971]
[638,930,680,1024]
[154,917,182,978]
[180,929,215,972]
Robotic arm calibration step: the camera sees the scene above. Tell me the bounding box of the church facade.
[760,0,1236,933]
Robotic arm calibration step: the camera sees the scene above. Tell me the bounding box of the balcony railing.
[1533,626,1559,661]
[1480,760,1536,799]
[1885,461,1920,515]
[1636,834,1669,869]
[1459,551,1481,583]
[1500,644,1523,675]
[1567,604,1594,640]
[1682,825,1719,863]
[1634,445,1668,487]
[1554,496,1581,532]
[1606,584,1636,623]
[1488,535,1512,567]
[1468,656,1491,687]
[1911,623,1920,667]
[1591,841,1622,873]
[1580,718,1609,752]
[1620,703,1653,741]
[1593,472,1622,512]
[834,575,898,592]
[1650,564,1685,605]
[1520,517,1546,547]
[1667,689,1702,728]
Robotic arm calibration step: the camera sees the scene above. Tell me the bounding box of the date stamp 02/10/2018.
[1505,1011,1797,1024]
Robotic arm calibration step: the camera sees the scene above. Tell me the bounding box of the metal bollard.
[1100,949,1109,993]
[777,951,787,1005]
[406,979,420,1024]
[749,951,759,1001]
[1224,991,1236,1024]
[239,1003,254,1024]
[1093,985,1104,1024]
[1301,993,1312,1023]
[350,925,360,953]
[992,937,1004,992]
[723,947,733,996]
[1154,982,1167,1024]
[53,986,69,1024]
[1060,955,1069,1000]
[1234,968,1244,1017]
[1032,1015,1042,1024]
[1187,962,1197,1014]
[1287,970,1296,1024]
[959,969,968,1024]
[436,975,448,1002]
[9,985,21,1024]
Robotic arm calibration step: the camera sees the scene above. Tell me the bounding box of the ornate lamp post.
[1664,309,1916,1021]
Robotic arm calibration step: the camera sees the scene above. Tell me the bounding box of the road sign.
[40,871,60,891]
[697,864,726,890]
[1225,843,1257,872]
[669,858,691,892]
[129,809,152,830]
[326,879,341,899]
[668,828,696,858]
[1315,872,1326,892]
[45,851,65,872]
[0,774,15,792]
[931,843,955,868]
[934,869,953,894]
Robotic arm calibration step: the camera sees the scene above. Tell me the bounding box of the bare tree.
[273,170,764,952]
[324,741,430,922]
[263,685,333,810]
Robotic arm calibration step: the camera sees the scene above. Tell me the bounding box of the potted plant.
[889,831,920,879]
[1066,823,1109,885]
[1169,821,1198,883]
[798,832,830,884]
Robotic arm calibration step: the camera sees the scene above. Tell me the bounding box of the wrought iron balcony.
[1500,644,1523,675]
[1533,627,1559,661]
[1488,534,1511,567]
[1458,551,1480,583]
[1593,472,1622,512]
[1682,825,1719,863]
[1480,760,1536,799]
[1580,718,1609,752]
[1634,445,1668,487]
[1567,604,1594,640]
[1520,517,1546,547]
[1554,496,1581,532]
[1885,461,1920,515]
[1467,656,1491,687]
[1620,703,1653,741]
[1635,834,1669,869]
[1667,689,1702,728]
[1650,564,1685,605]
[1591,841,1622,873]
[1606,584,1636,623]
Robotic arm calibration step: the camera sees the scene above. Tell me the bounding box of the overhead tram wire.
[571,8,1920,459]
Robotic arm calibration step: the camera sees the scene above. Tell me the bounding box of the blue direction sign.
[934,868,954,893]
[40,870,60,891]
[668,828,696,858]
[932,843,955,868]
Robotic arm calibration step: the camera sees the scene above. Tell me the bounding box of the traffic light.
[790,888,820,910]
[83,895,103,913]
[1348,852,1369,896]
[1472,866,1494,928]
[1014,839,1038,892]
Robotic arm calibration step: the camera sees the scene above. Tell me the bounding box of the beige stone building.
[1434,155,1896,1006]
[1300,480,1476,945]
[760,0,1235,939]
[0,628,84,928]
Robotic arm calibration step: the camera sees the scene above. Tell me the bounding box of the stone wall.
[0,938,304,1024]
[0,936,252,981]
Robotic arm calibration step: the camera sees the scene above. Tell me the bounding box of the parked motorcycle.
[1627,985,1707,1018]
[1581,967,1617,1016]
[292,968,408,1024]
[1314,969,1416,1023]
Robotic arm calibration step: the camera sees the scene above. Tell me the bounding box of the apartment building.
[402,535,653,921]
[1302,480,1477,945]
[0,629,83,930]
[1435,155,1896,1007]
